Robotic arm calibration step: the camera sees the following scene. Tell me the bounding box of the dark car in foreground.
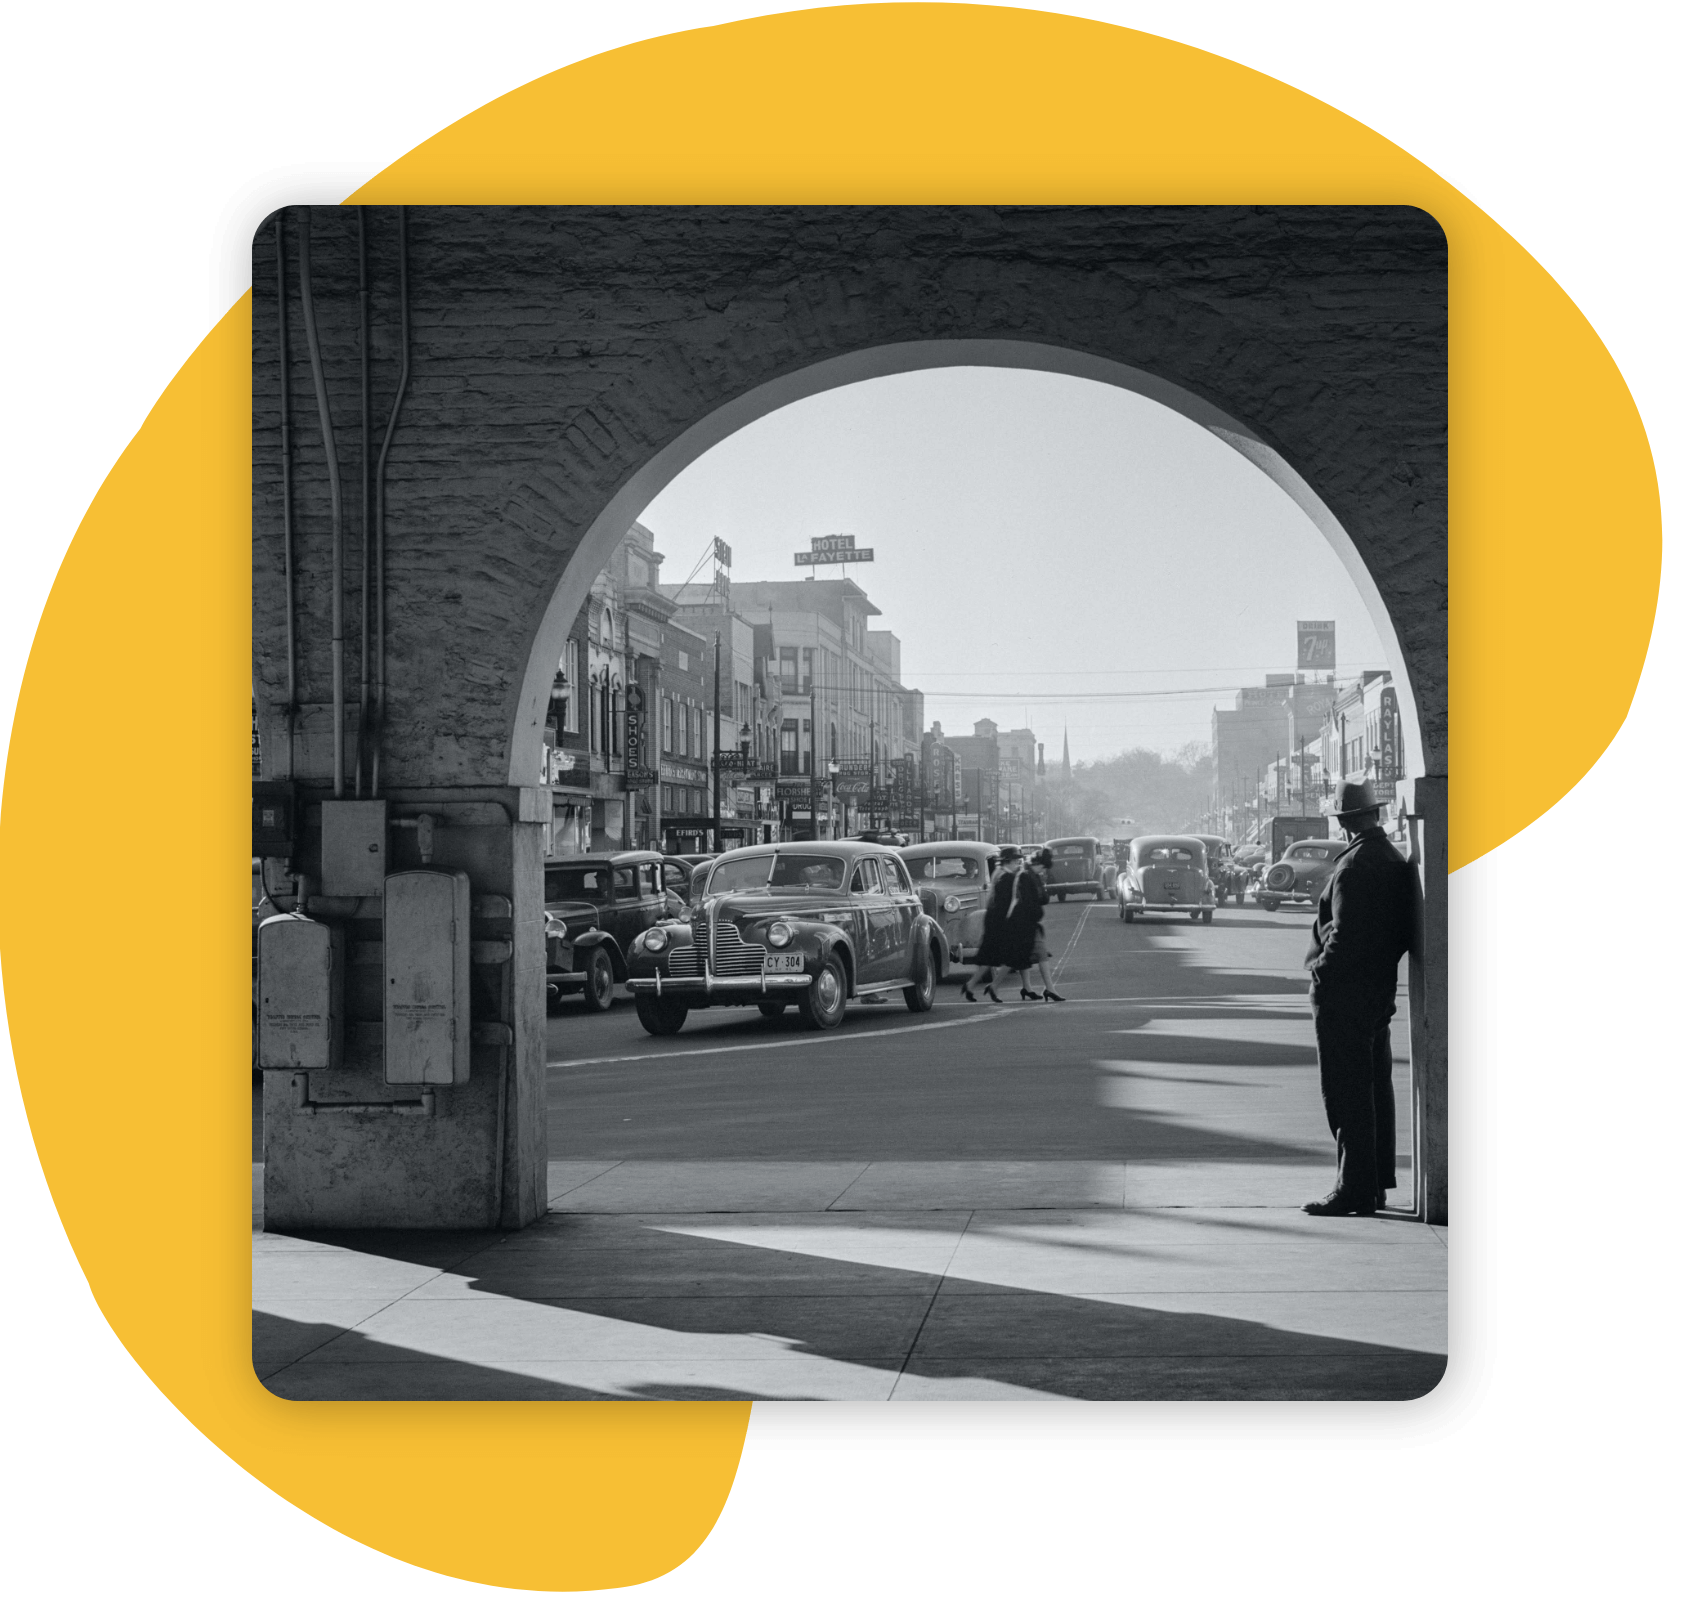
[624,841,947,1035]
[542,852,671,1011]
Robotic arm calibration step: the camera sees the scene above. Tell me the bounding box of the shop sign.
[624,685,648,774]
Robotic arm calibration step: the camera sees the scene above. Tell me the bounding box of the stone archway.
[253,205,1446,1229]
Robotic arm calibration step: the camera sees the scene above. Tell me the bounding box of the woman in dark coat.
[963,847,1023,1001]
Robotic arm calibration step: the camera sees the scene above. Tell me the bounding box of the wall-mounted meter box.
[252,781,297,860]
[256,914,344,1069]
[321,799,387,896]
[384,869,471,1086]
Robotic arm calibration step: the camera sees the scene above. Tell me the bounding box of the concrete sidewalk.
[254,1159,1446,1402]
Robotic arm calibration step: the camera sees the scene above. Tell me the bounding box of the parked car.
[624,841,948,1035]
[1193,834,1248,906]
[542,851,671,1011]
[1258,837,1349,911]
[898,841,1002,969]
[1115,835,1217,922]
[1044,836,1106,901]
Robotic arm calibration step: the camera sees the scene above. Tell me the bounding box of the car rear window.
[1140,846,1195,865]
[1057,845,1086,858]
[1291,845,1339,860]
[546,866,609,900]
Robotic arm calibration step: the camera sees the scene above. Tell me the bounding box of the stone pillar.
[1406,775,1448,1224]
[261,786,549,1231]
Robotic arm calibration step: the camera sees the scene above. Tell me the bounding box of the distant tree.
[1068,744,1212,836]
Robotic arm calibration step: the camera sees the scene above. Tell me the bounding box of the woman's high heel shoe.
[1020,988,1042,1001]
[1043,989,1066,1002]
[984,986,1003,1003]
[960,985,978,1002]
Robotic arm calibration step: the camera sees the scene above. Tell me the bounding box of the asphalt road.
[544,895,1414,1211]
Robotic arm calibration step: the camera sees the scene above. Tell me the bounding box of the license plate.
[764,953,805,973]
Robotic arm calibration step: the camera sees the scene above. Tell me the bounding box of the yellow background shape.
[0,4,1660,1592]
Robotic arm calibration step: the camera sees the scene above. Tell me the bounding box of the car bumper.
[1122,899,1215,913]
[1048,880,1101,895]
[625,973,816,999]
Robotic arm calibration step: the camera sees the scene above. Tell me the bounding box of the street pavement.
[254,898,1446,1401]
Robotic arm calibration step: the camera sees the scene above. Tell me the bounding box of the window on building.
[628,550,648,588]
[602,607,614,646]
[780,646,798,694]
[662,697,674,754]
[801,647,814,692]
[678,649,690,672]
[780,720,799,775]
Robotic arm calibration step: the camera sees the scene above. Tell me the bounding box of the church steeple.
[1060,724,1073,784]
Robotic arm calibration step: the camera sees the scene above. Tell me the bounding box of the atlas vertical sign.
[1297,619,1336,671]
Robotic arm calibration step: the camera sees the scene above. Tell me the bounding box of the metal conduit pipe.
[370,205,410,796]
[297,206,345,797]
[356,210,372,797]
[275,213,297,780]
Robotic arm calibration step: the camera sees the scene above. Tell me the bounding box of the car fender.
[573,928,626,980]
[818,930,857,994]
[914,912,948,979]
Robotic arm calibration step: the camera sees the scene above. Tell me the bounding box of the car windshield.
[705,852,848,895]
[907,855,981,881]
[1291,845,1338,860]
[545,866,609,901]
[1140,845,1195,865]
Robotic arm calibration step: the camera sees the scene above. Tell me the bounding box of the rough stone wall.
[252,205,1446,791]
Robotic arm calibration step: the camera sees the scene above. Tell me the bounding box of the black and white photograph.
[250,204,1447,1401]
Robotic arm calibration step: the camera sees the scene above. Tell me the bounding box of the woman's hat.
[998,845,1022,862]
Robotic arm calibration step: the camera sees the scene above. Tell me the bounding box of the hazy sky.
[639,368,1386,766]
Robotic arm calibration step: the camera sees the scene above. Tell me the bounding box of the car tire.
[1189,910,1200,922]
[634,996,689,1036]
[800,954,848,1031]
[756,997,789,1019]
[580,948,615,1012]
[1260,897,1281,913]
[1057,892,1067,903]
[1202,909,1214,925]
[904,944,937,1013]
[1119,903,1130,923]
[1236,892,1245,906]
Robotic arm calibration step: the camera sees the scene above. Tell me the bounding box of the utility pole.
[712,632,722,853]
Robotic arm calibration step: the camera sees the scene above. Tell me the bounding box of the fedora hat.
[1323,780,1382,817]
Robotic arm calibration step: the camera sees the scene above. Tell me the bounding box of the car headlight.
[642,928,668,952]
[943,895,961,914]
[767,921,794,948]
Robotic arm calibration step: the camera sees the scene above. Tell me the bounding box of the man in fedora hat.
[1302,779,1415,1217]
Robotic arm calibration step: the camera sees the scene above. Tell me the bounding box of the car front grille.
[713,920,768,977]
[668,941,702,977]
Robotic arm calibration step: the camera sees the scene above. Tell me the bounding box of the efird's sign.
[1297,620,1336,670]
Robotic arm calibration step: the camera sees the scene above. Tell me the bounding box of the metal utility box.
[384,869,471,1086]
[256,914,344,1069]
[252,781,297,860]
[321,799,388,896]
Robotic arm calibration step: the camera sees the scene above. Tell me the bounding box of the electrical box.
[321,799,388,896]
[252,781,297,860]
[256,914,344,1069]
[384,869,471,1086]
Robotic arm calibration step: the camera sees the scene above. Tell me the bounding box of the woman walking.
[963,846,1023,1002]
[1020,848,1066,1002]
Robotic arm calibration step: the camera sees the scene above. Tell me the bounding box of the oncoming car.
[624,841,948,1035]
[1115,835,1217,922]
[898,841,1001,969]
[1258,837,1349,911]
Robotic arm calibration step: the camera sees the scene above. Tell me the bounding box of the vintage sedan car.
[1045,836,1107,900]
[1193,834,1249,906]
[1258,837,1349,911]
[1116,835,1217,922]
[624,841,948,1035]
[899,841,1001,969]
[542,851,671,1011]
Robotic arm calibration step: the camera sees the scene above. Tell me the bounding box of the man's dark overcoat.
[1305,824,1415,1202]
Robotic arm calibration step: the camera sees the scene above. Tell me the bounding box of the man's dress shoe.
[1302,1190,1379,1217]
